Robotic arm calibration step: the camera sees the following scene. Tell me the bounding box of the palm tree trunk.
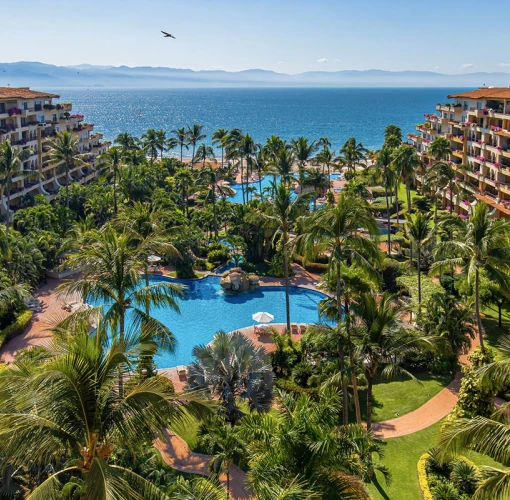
[417,245,421,310]
[226,470,230,500]
[213,194,218,239]
[475,268,484,349]
[180,144,183,163]
[113,171,118,214]
[450,184,454,214]
[366,374,374,430]
[258,166,263,200]
[5,190,11,238]
[498,301,503,328]
[385,188,391,256]
[394,183,399,225]
[284,237,291,332]
[336,264,349,425]
[345,299,361,424]
[406,181,412,214]
[240,158,245,204]
[66,164,70,210]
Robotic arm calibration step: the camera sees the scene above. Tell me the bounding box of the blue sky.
[4,0,510,73]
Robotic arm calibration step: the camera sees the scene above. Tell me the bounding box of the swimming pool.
[98,275,328,367]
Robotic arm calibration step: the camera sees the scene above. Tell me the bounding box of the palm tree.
[187,331,274,424]
[392,143,421,216]
[266,147,294,188]
[438,334,510,500]
[174,167,195,218]
[298,194,380,424]
[0,140,34,236]
[352,292,429,429]
[141,129,162,163]
[200,422,244,499]
[96,146,123,214]
[0,323,209,499]
[172,126,189,162]
[114,132,138,152]
[304,168,330,211]
[318,136,331,151]
[291,136,316,169]
[374,145,395,256]
[59,224,184,392]
[428,136,452,161]
[187,124,206,167]
[404,211,435,308]
[200,165,234,238]
[239,133,257,203]
[338,137,367,175]
[47,131,88,210]
[384,124,402,144]
[165,136,178,158]
[194,143,216,168]
[315,146,336,182]
[237,388,383,499]
[250,151,266,200]
[431,202,510,349]
[262,183,309,331]
[212,128,229,168]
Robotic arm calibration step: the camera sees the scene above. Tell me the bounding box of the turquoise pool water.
[103,275,328,368]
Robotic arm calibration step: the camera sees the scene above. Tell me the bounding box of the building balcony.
[499,183,510,196]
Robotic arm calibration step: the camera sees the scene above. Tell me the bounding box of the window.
[450,113,454,120]
[477,101,483,110]
[463,100,468,110]
[462,115,466,123]
[22,102,28,110]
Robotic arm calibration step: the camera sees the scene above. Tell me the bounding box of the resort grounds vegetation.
[1,124,510,498]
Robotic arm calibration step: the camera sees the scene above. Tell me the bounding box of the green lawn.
[351,371,453,423]
[368,421,503,500]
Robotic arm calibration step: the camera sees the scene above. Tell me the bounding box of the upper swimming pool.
[101,275,328,368]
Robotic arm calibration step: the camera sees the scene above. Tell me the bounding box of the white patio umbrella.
[252,311,274,324]
[147,255,161,263]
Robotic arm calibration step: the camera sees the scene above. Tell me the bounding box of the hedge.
[396,274,444,311]
[292,254,328,274]
[0,309,33,348]
[418,452,479,500]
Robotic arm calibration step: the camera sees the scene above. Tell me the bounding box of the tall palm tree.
[200,165,234,238]
[0,140,34,236]
[392,143,421,216]
[304,168,330,211]
[194,143,216,168]
[96,146,123,214]
[172,126,189,162]
[140,129,162,163]
[315,146,336,183]
[165,136,178,157]
[239,134,257,203]
[187,331,274,424]
[156,129,167,159]
[384,124,402,144]
[187,124,206,167]
[291,137,316,169]
[0,324,209,499]
[266,147,295,188]
[352,292,429,429]
[431,202,510,349]
[317,136,331,152]
[174,167,195,218]
[298,194,380,425]
[212,128,229,168]
[250,151,266,200]
[262,183,308,331]
[59,223,184,392]
[404,211,434,308]
[374,145,395,256]
[338,137,367,175]
[114,132,138,152]
[48,131,88,211]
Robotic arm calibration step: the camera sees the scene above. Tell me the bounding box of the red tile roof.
[0,87,60,99]
[448,88,510,100]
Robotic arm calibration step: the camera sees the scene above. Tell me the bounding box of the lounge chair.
[291,323,299,335]
[299,324,307,335]
[176,366,187,378]
[254,325,260,335]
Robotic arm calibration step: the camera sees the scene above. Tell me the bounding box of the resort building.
[409,87,510,219]
[0,87,110,214]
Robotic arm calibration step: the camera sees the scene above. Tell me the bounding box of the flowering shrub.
[8,107,21,116]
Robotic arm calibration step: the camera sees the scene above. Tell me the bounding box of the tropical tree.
[96,146,124,214]
[47,131,88,210]
[262,183,308,331]
[114,132,138,152]
[194,143,216,168]
[391,143,421,216]
[298,194,380,424]
[352,292,429,429]
[237,388,384,499]
[172,126,189,162]
[0,323,209,499]
[404,211,435,307]
[212,128,229,168]
[266,147,294,188]
[187,331,274,424]
[431,202,510,349]
[141,128,163,163]
[291,137,316,169]
[174,167,195,217]
[315,146,336,181]
[200,165,234,238]
[374,145,395,255]
[238,133,257,203]
[304,168,330,211]
[318,136,331,151]
[384,124,402,144]
[0,140,34,236]
[187,124,206,167]
[338,138,367,175]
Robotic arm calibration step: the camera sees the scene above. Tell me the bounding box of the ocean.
[49,87,466,154]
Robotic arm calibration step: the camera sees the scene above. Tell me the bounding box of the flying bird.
[161,31,176,39]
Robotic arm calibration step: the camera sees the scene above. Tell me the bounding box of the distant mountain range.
[1,61,510,88]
